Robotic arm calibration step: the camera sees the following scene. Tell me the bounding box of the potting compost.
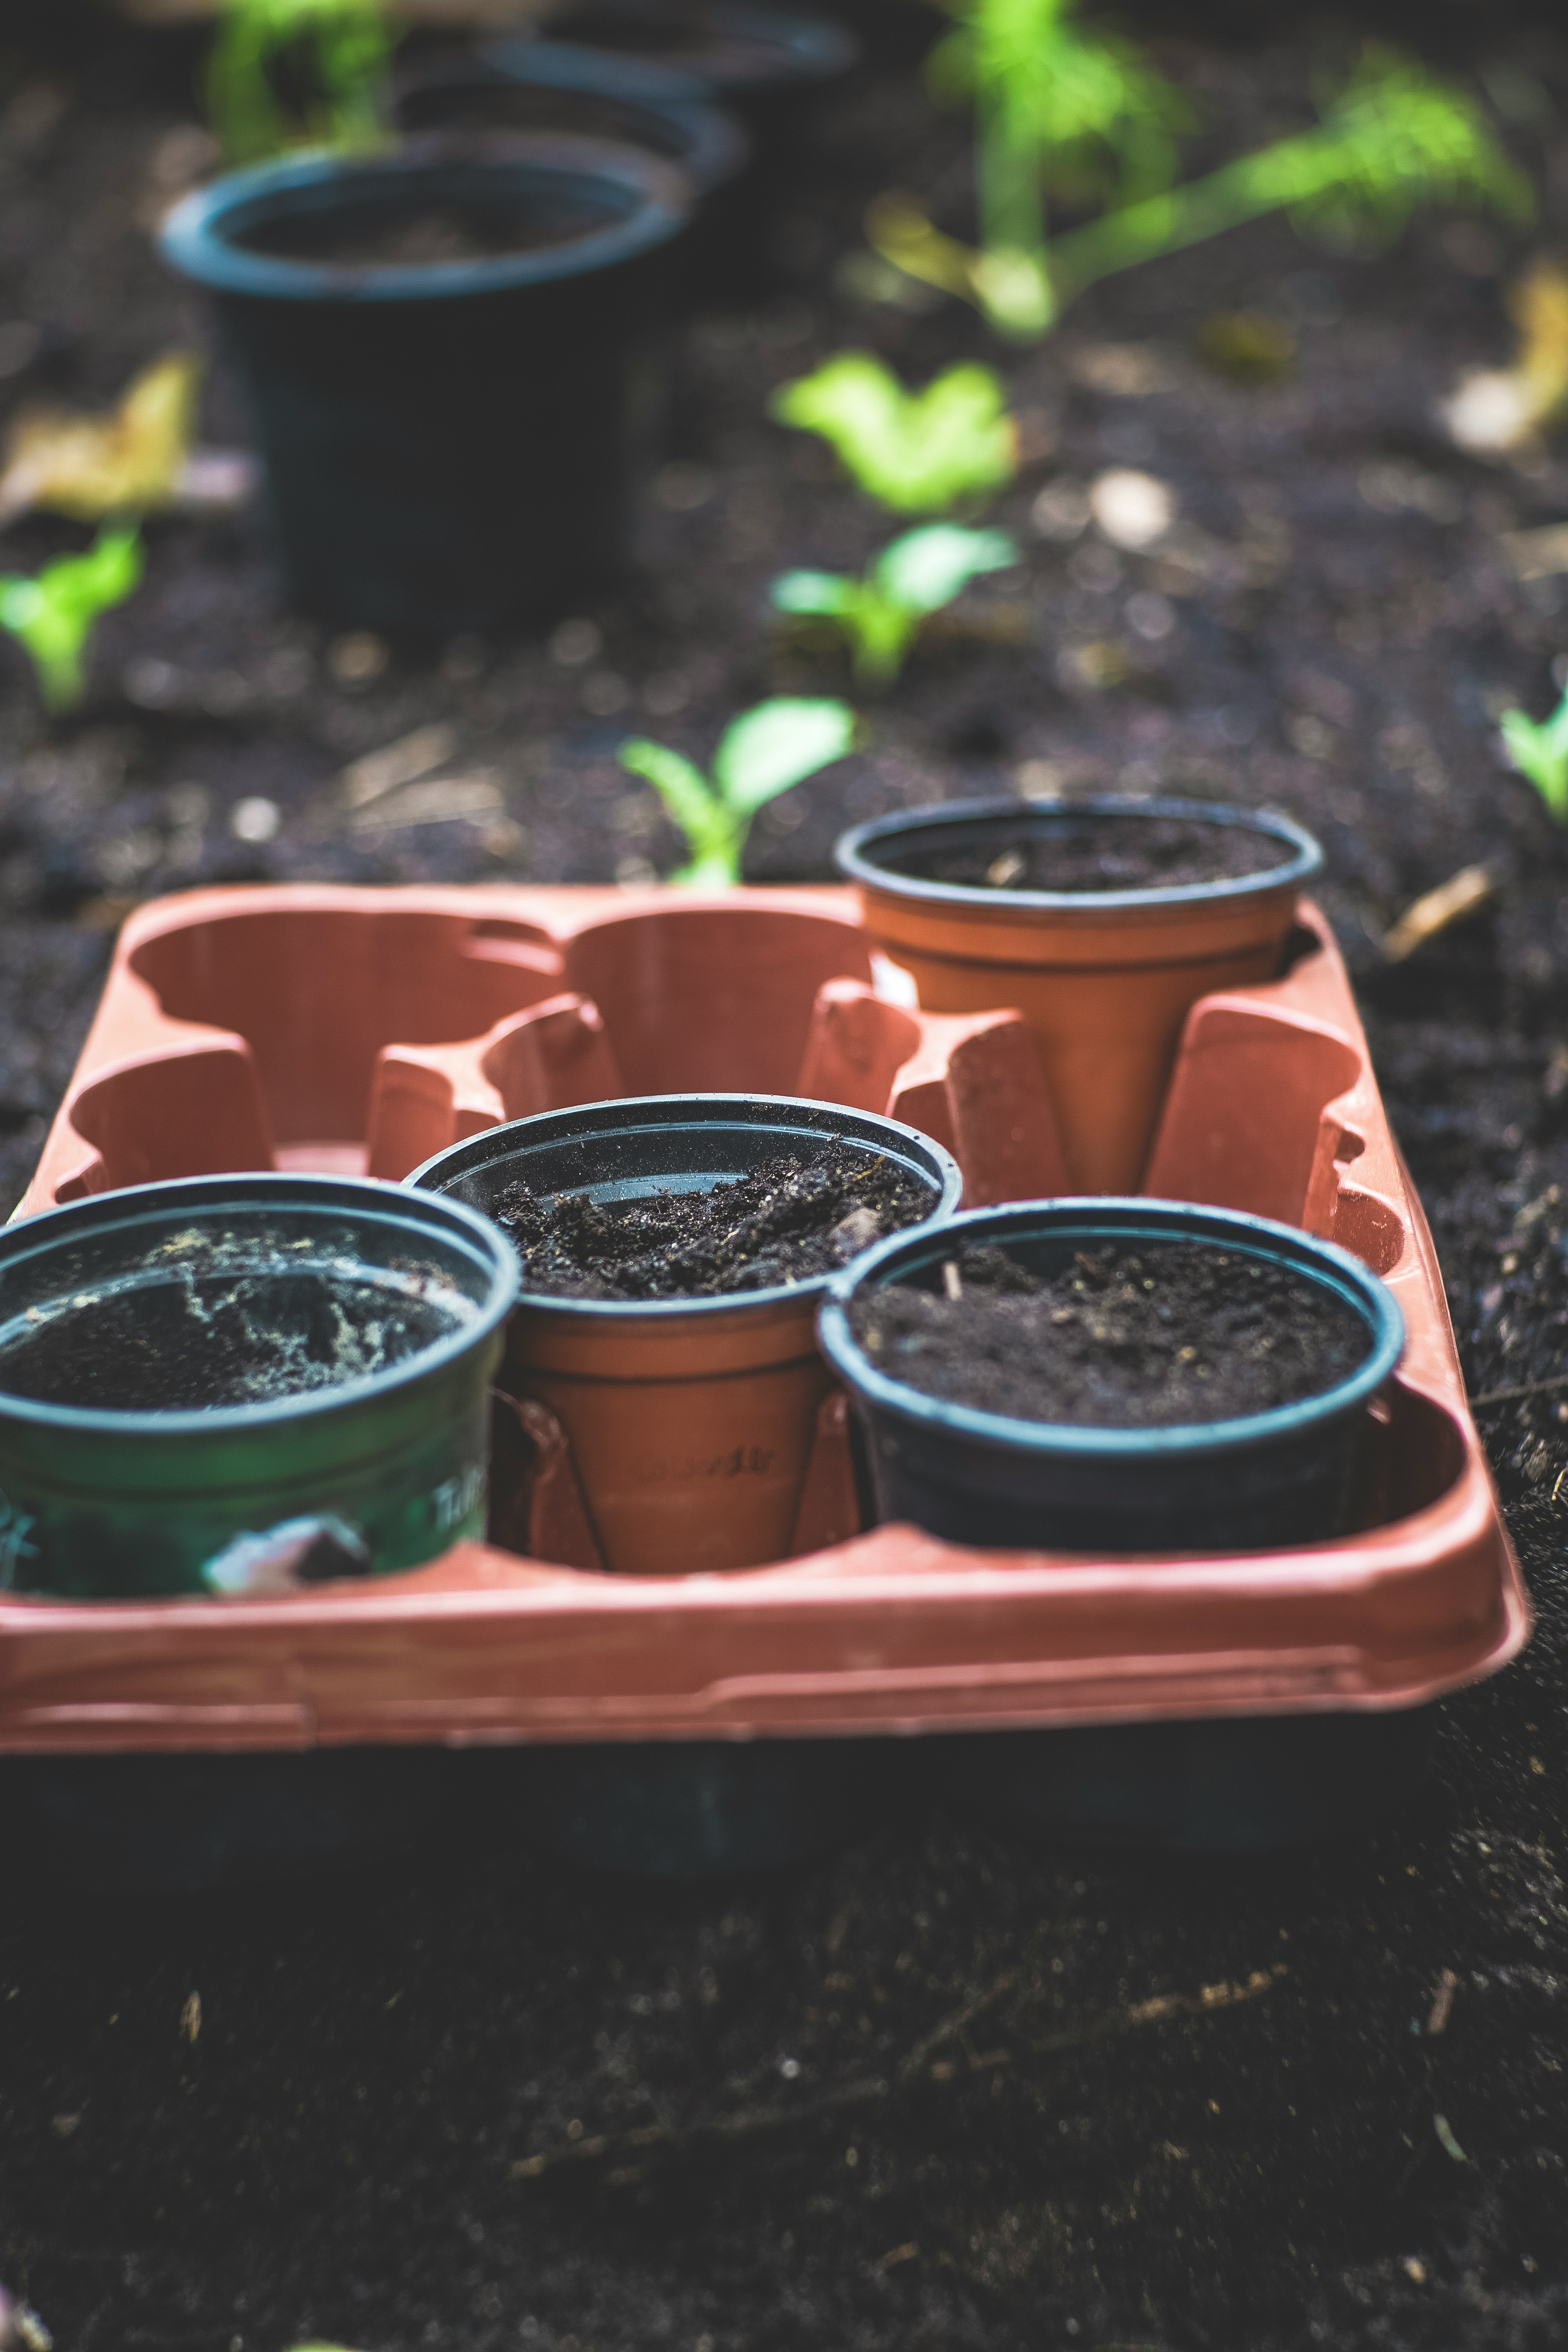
[846,1239,1372,1425]
[891,811,1296,893]
[492,1141,932,1296]
[5,1,1568,2348]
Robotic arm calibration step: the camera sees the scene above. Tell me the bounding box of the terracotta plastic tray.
[0,883,1527,1756]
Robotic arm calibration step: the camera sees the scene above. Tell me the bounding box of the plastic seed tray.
[0,883,1527,1759]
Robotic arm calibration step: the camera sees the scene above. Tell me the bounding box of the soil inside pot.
[492,1143,932,1300]
[242,195,618,268]
[402,89,690,157]
[883,814,1294,895]
[0,1240,477,1412]
[848,1240,1371,1427]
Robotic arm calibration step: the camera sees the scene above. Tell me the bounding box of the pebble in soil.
[0,1234,477,1412]
[491,1143,934,1300]
[848,1239,1373,1425]
[882,813,1296,894]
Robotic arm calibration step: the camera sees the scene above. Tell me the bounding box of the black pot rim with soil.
[538,0,859,96]
[819,1197,1403,1465]
[407,1091,963,1321]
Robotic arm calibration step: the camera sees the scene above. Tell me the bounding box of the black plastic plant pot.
[408,1093,962,1577]
[159,140,691,634]
[817,1200,1405,1557]
[395,39,750,308]
[538,1,859,291]
[0,1174,518,1599]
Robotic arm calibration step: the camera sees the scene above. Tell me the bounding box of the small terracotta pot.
[409,1094,961,1575]
[837,796,1323,1194]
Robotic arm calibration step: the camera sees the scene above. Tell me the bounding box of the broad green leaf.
[713,698,856,813]
[771,569,857,617]
[770,355,1015,514]
[0,524,144,711]
[874,524,1018,613]
[617,738,727,860]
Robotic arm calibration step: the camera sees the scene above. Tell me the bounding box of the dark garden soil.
[8,2,1568,2348]
[884,808,1295,891]
[846,1240,1370,1424]
[494,1144,933,1298]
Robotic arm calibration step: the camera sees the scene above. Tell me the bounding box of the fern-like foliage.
[207,0,395,168]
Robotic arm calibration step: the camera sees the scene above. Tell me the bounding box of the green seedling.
[619,699,856,885]
[1501,680,1568,820]
[0,526,144,713]
[773,525,1018,688]
[874,42,1532,341]
[769,355,1016,515]
[926,0,1191,335]
[207,0,396,167]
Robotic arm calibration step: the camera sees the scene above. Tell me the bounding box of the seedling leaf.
[713,699,856,813]
[873,523,1018,611]
[1501,690,1568,822]
[0,526,144,712]
[772,569,857,616]
[770,355,1016,515]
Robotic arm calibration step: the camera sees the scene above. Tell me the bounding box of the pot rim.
[407,1091,963,1324]
[542,1,860,89]
[835,795,1325,916]
[158,139,690,304]
[817,1197,1405,1462]
[0,1174,519,1438]
[400,39,753,193]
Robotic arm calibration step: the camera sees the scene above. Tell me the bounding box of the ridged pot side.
[838,797,1324,1194]
[409,1094,961,1575]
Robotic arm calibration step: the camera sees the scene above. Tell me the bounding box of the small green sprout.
[773,525,1018,688]
[1501,680,1568,821]
[769,355,1016,516]
[0,526,144,713]
[874,42,1532,342]
[207,0,396,168]
[619,699,856,885]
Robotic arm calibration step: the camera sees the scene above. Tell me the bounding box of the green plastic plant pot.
[0,1176,519,1600]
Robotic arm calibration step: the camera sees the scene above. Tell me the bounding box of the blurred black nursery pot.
[159,137,691,636]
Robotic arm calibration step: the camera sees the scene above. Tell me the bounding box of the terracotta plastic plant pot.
[410,1093,961,1574]
[0,1175,518,1599]
[837,796,1324,1194]
[159,140,690,634]
[818,1199,1405,1556]
[394,38,750,307]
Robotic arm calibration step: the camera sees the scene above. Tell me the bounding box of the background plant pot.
[818,1199,1404,1556]
[538,0,858,292]
[409,1092,960,1574]
[394,38,751,306]
[837,797,1324,1194]
[159,140,691,634]
[0,1175,518,1598]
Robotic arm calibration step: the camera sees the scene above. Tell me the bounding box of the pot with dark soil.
[159,138,691,634]
[0,1174,518,1598]
[409,1093,961,1574]
[837,796,1323,1194]
[818,1198,1403,1556]
[537,0,858,292]
[394,39,750,305]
